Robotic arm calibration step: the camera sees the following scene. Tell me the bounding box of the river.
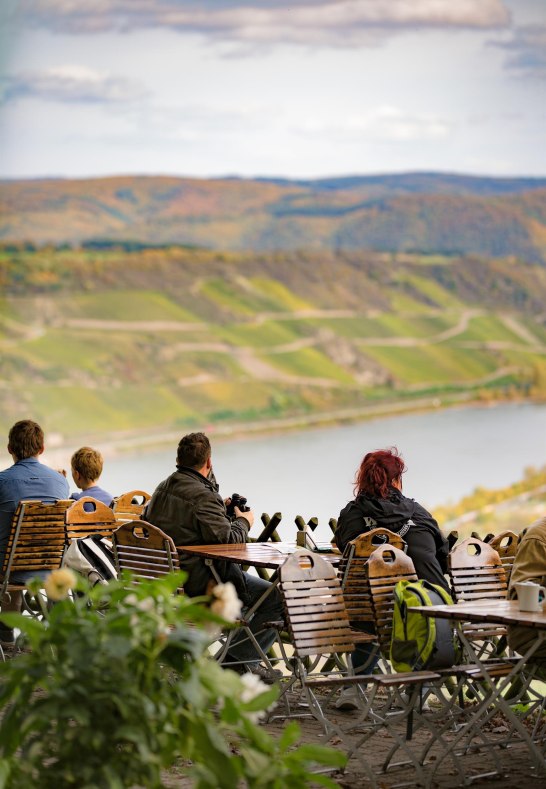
[98,402,544,542]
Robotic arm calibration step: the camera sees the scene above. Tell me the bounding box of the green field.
[1,244,545,446]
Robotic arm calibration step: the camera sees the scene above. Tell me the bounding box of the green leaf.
[0,758,12,788]
[289,743,347,768]
[278,721,302,751]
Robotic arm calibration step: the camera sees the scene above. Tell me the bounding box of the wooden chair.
[339,528,406,628]
[488,531,519,584]
[0,499,72,638]
[337,528,406,671]
[448,538,508,652]
[0,499,72,596]
[65,497,118,541]
[366,544,418,659]
[365,544,516,782]
[277,548,442,785]
[111,490,151,524]
[112,520,180,582]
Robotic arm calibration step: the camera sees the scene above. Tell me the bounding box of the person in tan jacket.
[507,516,546,677]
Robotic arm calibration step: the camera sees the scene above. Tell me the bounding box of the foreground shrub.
[0,572,344,788]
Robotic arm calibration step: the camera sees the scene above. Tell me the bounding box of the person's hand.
[57,468,67,478]
[235,506,254,528]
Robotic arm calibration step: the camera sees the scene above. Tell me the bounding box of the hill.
[1,173,545,263]
[1,244,546,452]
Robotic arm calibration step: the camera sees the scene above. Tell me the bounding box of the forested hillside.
[1,243,545,450]
[1,173,545,263]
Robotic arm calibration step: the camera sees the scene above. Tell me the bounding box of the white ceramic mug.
[515,581,546,612]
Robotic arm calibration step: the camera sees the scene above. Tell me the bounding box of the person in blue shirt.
[0,419,69,647]
[70,446,113,508]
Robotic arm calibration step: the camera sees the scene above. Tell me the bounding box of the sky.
[0,0,545,180]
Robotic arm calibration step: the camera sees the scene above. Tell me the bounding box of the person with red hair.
[335,447,449,590]
[333,447,449,709]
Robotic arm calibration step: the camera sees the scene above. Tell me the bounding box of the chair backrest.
[448,537,507,602]
[112,520,180,581]
[487,531,519,584]
[279,549,354,658]
[65,497,117,540]
[366,544,418,656]
[339,528,406,627]
[111,490,151,523]
[0,499,72,587]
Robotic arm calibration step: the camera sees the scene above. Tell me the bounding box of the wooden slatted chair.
[1,499,72,594]
[338,528,407,672]
[365,544,515,783]
[112,520,180,582]
[366,543,418,660]
[111,490,151,524]
[277,548,442,785]
[448,538,508,651]
[340,528,406,628]
[488,531,519,585]
[65,497,118,541]
[0,499,72,636]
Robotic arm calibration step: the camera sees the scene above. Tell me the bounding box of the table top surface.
[177,541,340,569]
[409,598,546,629]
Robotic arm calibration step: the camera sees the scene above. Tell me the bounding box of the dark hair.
[354,447,406,499]
[8,420,45,461]
[176,432,211,470]
[71,446,103,481]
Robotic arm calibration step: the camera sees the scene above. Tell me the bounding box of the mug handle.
[539,586,546,603]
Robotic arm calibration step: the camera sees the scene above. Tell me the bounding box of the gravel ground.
[163,687,546,788]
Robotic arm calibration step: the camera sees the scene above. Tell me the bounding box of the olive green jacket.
[507,517,546,659]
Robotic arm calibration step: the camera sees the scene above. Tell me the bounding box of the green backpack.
[390,579,461,672]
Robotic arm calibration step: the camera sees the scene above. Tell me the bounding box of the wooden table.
[177,542,340,666]
[178,542,340,571]
[409,599,546,778]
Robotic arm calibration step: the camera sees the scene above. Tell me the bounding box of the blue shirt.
[70,486,113,508]
[0,457,70,561]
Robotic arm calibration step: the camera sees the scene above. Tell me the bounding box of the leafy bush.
[0,571,344,788]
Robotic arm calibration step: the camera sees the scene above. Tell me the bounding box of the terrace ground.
[163,684,545,787]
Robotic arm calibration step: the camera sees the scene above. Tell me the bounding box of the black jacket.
[145,466,251,602]
[334,487,449,592]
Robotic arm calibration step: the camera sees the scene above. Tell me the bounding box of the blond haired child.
[70,446,113,507]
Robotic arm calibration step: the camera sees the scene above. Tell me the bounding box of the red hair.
[354,447,406,499]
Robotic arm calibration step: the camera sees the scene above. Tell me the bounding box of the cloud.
[17,1,511,47]
[491,24,546,79]
[295,106,453,142]
[0,64,149,104]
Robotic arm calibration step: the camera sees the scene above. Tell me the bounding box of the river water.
[99,402,544,542]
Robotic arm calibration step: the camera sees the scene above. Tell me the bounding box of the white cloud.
[491,24,546,78]
[17,0,511,47]
[1,64,149,104]
[295,106,452,142]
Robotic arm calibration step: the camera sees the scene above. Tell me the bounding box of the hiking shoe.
[335,686,361,711]
[392,691,431,712]
[0,627,15,649]
[229,662,283,685]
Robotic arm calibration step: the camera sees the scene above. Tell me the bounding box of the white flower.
[137,597,154,613]
[240,672,268,703]
[239,673,274,722]
[210,582,242,622]
[44,568,77,601]
[125,593,138,606]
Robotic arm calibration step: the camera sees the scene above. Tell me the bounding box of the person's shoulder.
[338,499,358,518]
[522,517,546,542]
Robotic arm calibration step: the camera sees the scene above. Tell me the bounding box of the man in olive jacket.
[507,516,546,677]
[145,432,283,680]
